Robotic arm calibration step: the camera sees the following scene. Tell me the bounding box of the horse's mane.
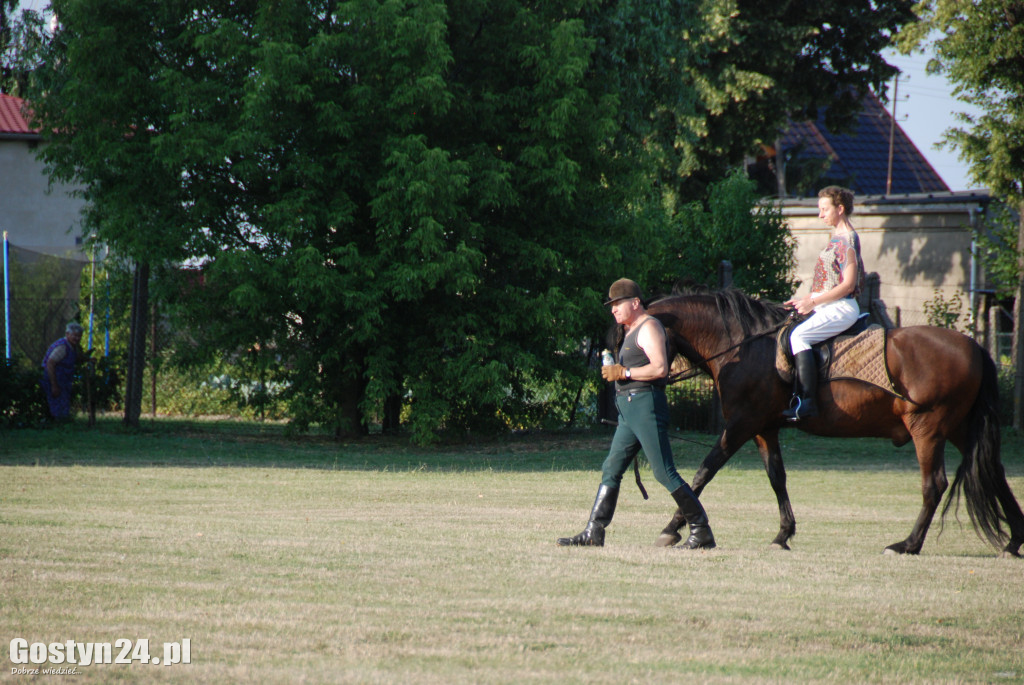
[654,285,791,338]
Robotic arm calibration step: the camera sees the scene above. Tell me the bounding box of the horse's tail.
[941,348,1011,549]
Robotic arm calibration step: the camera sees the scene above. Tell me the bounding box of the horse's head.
[649,288,790,372]
[647,293,721,374]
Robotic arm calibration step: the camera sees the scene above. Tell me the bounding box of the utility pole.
[886,74,900,195]
[886,74,908,195]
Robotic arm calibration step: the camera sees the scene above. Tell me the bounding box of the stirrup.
[782,395,803,421]
[783,396,816,422]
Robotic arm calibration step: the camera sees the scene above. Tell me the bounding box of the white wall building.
[0,93,86,257]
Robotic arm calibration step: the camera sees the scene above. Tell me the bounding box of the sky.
[14,0,984,192]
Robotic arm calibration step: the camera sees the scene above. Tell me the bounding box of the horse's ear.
[671,278,702,296]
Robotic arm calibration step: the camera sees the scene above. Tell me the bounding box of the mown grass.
[2,418,1023,683]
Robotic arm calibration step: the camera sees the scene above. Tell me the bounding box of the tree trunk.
[123,261,149,428]
[329,348,368,438]
[1013,211,1024,431]
[151,299,158,417]
[381,393,402,434]
[333,368,366,438]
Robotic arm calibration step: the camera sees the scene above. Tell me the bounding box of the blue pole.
[88,245,96,350]
[104,269,110,357]
[3,231,10,360]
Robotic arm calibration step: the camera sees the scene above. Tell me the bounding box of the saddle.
[775,314,898,395]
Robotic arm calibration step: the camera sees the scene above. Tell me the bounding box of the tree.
[898,1,1024,427]
[33,0,698,440]
[1,0,47,96]
[973,201,1021,302]
[666,170,798,300]
[0,0,16,91]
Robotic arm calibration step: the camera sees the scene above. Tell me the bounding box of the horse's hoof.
[998,549,1022,559]
[883,547,901,556]
[770,542,790,551]
[655,532,682,547]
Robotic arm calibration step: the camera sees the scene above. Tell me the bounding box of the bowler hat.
[604,278,644,305]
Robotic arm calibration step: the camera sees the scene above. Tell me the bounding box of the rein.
[666,317,792,385]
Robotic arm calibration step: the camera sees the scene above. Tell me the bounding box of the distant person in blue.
[41,322,88,421]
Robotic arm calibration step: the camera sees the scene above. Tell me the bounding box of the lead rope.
[633,458,648,500]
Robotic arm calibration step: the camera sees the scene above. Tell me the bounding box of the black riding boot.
[557,485,619,546]
[782,350,819,421]
[671,483,716,550]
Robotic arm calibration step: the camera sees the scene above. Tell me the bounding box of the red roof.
[0,93,37,136]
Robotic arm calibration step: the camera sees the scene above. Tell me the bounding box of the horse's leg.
[989,477,1024,558]
[885,434,947,555]
[753,430,796,550]
[654,427,752,547]
[656,512,688,547]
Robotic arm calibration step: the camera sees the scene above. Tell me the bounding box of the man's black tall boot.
[782,350,819,422]
[671,483,716,550]
[557,485,619,546]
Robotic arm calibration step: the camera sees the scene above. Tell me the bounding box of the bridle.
[666,316,794,385]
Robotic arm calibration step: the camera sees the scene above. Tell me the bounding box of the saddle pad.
[829,326,891,389]
[776,326,895,395]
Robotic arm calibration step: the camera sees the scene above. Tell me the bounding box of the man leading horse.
[557,278,715,550]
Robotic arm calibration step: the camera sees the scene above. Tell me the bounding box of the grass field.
[2,419,1023,683]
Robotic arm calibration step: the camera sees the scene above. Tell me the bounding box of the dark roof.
[780,91,949,196]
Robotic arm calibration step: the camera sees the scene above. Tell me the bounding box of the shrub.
[922,288,966,332]
[0,357,48,426]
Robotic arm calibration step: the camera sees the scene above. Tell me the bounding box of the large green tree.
[33,0,695,440]
[898,0,1024,427]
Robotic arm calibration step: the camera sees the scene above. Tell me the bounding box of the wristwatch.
[624,368,631,379]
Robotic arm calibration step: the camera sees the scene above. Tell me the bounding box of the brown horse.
[647,288,1024,557]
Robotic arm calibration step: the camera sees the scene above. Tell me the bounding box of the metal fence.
[2,237,87,367]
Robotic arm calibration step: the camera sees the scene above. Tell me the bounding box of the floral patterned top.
[811,230,864,299]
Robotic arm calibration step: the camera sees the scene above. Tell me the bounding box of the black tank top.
[616,317,668,392]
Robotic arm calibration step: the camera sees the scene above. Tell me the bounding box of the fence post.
[3,231,9,360]
[717,260,733,289]
[863,273,879,314]
[988,300,1000,360]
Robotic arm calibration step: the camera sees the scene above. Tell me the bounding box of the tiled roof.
[0,93,38,136]
[781,91,949,195]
